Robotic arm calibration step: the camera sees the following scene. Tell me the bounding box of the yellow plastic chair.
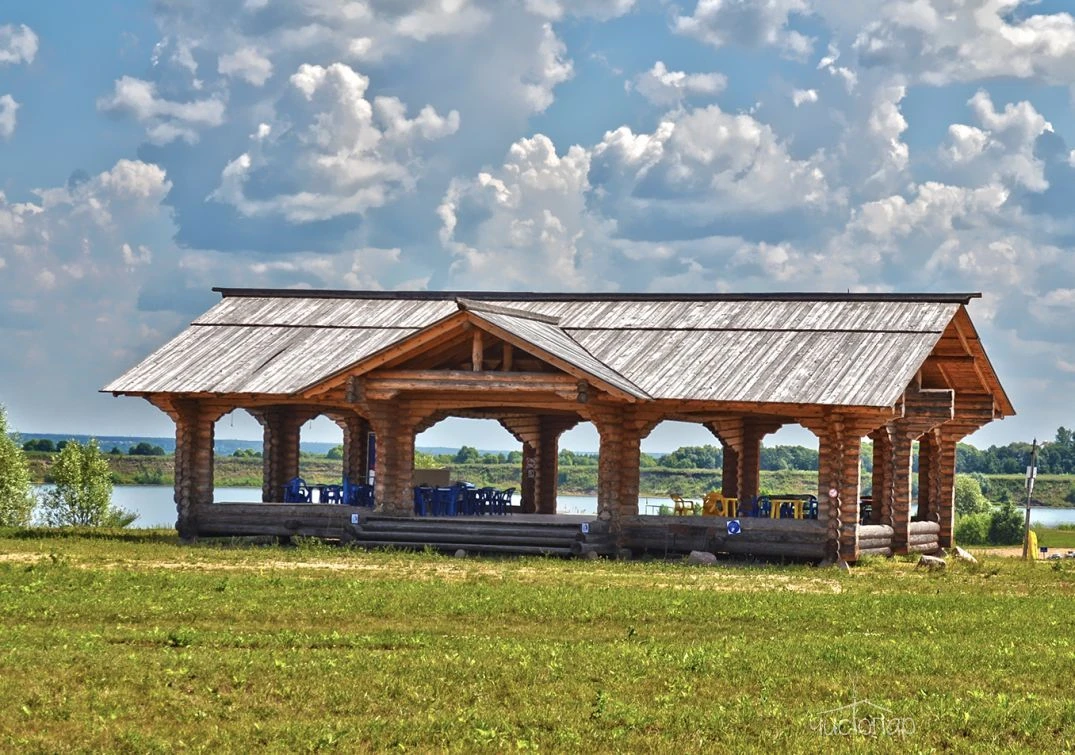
[670,494,698,516]
[701,491,721,516]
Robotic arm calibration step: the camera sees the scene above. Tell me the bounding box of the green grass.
[1034,526,1075,549]
[1,532,1074,752]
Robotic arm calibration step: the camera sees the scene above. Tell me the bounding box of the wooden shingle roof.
[104,289,1013,414]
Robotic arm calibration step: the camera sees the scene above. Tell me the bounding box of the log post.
[586,406,659,524]
[334,412,371,486]
[807,413,876,561]
[253,407,307,503]
[721,445,739,500]
[885,384,955,553]
[935,429,960,548]
[520,441,538,513]
[889,425,916,555]
[500,414,579,515]
[738,421,764,506]
[705,419,743,500]
[365,399,417,516]
[536,418,561,515]
[472,330,483,371]
[736,417,783,508]
[171,399,219,541]
[869,426,892,526]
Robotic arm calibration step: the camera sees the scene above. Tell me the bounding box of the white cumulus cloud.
[631,61,726,107]
[97,76,226,144]
[0,24,37,65]
[0,94,18,138]
[218,47,273,86]
[210,62,459,222]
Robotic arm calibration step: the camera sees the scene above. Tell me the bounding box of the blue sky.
[4,0,1075,453]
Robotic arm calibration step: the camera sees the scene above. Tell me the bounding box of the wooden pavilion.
[104,289,1013,561]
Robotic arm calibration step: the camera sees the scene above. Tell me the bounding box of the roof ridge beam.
[455,297,561,325]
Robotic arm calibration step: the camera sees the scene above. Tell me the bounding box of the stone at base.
[584,550,599,560]
[454,549,467,558]
[686,550,718,566]
[917,554,947,570]
[837,559,851,572]
[616,548,632,561]
[953,546,977,564]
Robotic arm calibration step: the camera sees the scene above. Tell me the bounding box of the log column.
[520,441,538,513]
[366,400,417,516]
[869,427,893,526]
[808,413,872,562]
[886,385,955,554]
[171,399,218,541]
[935,429,960,548]
[335,412,371,486]
[721,445,739,500]
[888,423,918,555]
[917,429,938,522]
[500,414,579,515]
[536,418,561,515]
[738,423,764,507]
[588,406,659,522]
[705,419,743,500]
[254,407,307,503]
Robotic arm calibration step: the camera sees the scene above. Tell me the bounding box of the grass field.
[1,531,1074,753]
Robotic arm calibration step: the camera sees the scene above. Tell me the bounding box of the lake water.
[33,486,1075,529]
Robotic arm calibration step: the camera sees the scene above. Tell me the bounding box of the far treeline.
[21,427,1075,474]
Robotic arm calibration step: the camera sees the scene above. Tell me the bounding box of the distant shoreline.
[23,453,1075,508]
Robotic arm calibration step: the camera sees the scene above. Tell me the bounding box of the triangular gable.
[300,301,650,401]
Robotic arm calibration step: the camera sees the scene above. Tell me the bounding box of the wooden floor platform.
[191,503,940,560]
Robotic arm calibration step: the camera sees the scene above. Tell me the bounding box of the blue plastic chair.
[459,487,480,516]
[737,497,757,518]
[414,486,434,516]
[433,486,462,516]
[343,476,375,508]
[497,487,515,515]
[284,477,310,503]
[805,496,819,520]
[755,496,771,518]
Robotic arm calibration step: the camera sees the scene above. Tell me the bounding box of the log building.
[104,289,1013,561]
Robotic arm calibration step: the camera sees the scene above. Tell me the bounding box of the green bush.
[0,405,35,526]
[955,512,991,545]
[955,474,991,517]
[38,440,137,527]
[988,500,1025,545]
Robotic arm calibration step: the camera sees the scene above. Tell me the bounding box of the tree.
[129,441,165,456]
[506,450,523,464]
[39,440,136,527]
[0,405,35,527]
[454,446,481,464]
[110,446,123,455]
[22,439,55,453]
[326,445,344,460]
[987,500,1024,546]
[955,512,991,545]
[954,475,991,517]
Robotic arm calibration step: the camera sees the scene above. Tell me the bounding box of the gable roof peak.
[455,297,561,325]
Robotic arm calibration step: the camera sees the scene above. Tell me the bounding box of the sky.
[3,0,1075,454]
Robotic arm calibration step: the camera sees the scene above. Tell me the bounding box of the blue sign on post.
[727,519,742,535]
[581,522,590,534]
